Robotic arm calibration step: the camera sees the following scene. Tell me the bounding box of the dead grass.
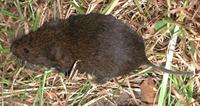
[1,0,200,105]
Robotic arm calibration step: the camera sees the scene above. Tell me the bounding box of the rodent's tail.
[146,61,195,75]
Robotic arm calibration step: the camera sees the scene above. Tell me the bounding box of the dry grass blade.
[0,0,199,105]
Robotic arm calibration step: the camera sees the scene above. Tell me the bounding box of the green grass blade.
[0,43,9,54]
[33,70,51,106]
[68,0,85,14]
[158,25,180,106]
[100,0,119,15]
[14,0,24,20]
[69,81,92,106]
[0,9,19,19]
[31,11,41,31]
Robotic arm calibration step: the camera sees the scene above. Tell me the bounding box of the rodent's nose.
[10,44,15,53]
[10,44,19,57]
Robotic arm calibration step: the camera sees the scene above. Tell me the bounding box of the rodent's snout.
[10,40,34,62]
[10,43,20,58]
[10,43,25,58]
[10,43,16,54]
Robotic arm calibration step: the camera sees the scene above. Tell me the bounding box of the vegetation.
[0,0,199,105]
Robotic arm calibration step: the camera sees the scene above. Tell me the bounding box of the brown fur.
[10,13,193,84]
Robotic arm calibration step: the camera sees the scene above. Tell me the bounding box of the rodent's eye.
[23,48,30,53]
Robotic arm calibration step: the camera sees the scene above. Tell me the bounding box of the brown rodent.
[10,13,193,83]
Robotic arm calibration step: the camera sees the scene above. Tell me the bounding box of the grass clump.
[0,0,199,105]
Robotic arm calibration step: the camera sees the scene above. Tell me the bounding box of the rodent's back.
[69,13,194,78]
[66,13,148,82]
[11,13,149,83]
[11,13,194,84]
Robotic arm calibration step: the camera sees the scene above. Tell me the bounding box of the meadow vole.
[10,13,193,83]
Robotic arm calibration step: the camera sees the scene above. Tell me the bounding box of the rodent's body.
[11,13,193,83]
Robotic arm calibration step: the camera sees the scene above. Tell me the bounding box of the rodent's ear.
[67,14,78,23]
[51,47,62,59]
[68,14,76,19]
[47,47,62,61]
[42,19,63,28]
[42,20,55,27]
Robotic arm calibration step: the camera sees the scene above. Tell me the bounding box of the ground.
[0,0,200,105]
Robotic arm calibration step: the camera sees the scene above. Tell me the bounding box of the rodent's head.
[10,20,68,66]
[10,33,50,65]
